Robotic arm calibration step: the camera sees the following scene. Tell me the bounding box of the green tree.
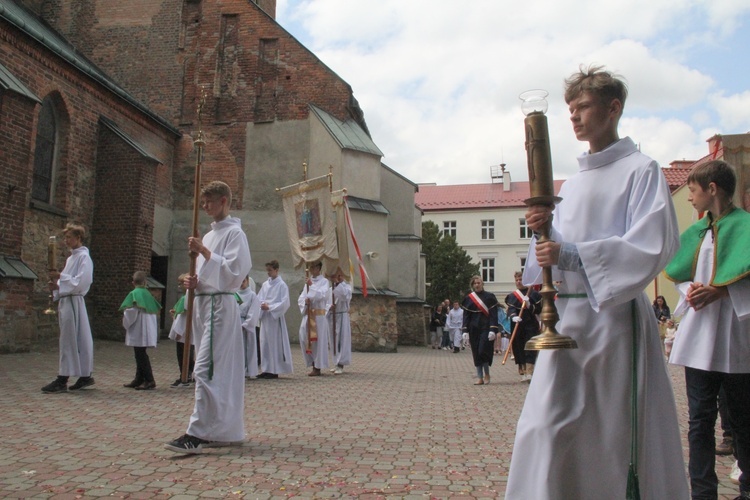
[422,221,480,306]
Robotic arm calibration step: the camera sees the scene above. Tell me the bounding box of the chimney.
[707,134,722,159]
[502,165,511,192]
[252,0,277,19]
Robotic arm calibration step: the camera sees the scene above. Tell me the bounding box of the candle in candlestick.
[48,236,57,270]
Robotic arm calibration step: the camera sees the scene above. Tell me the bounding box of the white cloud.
[710,91,750,131]
[276,0,750,185]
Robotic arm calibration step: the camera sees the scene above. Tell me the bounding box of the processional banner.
[279,175,338,272]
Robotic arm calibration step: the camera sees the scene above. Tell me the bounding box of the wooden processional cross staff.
[181,87,207,384]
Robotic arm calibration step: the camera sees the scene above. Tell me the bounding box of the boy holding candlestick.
[506,65,688,498]
[42,223,95,393]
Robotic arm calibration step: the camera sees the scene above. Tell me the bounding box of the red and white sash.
[468,292,490,317]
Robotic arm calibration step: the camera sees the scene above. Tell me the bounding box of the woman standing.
[653,295,671,352]
[429,304,445,349]
[461,275,499,385]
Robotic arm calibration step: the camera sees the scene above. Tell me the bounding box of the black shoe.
[164,434,208,454]
[41,378,67,393]
[716,436,734,455]
[69,377,95,391]
[170,378,191,388]
[123,379,142,388]
[134,381,156,391]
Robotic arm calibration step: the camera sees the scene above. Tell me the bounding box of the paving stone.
[0,340,740,498]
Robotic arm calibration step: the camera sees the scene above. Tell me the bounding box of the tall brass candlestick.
[44,236,58,315]
[520,90,577,351]
[181,86,207,383]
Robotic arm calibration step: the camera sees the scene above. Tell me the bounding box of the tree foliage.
[422,221,480,306]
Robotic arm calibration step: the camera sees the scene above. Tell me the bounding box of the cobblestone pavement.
[0,341,740,499]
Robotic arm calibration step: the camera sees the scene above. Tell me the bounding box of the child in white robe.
[42,223,95,393]
[666,159,750,499]
[121,271,161,390]
[298,261,331,376]
[237,276,260,379]
[168,273,195,388]
[257,260,293,378]
[165,181,251,454]
[328,268,352,374]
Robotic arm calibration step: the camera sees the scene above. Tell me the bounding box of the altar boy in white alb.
[237,275,261,379]
[42,223,95,394]
[666,160,750,500]
[298,261,332,376]
[328,268,352,374]
[165,181,252,454]
[257,260,293,379]
[506,66,688,499]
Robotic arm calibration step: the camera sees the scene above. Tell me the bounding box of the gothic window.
[31,96,58,203]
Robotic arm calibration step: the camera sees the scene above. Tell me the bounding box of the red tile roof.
[417,167,693,211]
[415,181,565,211]
[662,166,692,193]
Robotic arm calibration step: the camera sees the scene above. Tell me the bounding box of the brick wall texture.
[1,0,402,352]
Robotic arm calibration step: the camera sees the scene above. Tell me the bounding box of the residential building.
[416,166,563,299]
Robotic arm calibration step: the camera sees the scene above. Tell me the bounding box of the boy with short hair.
[42,223,95,393]
[666,159,750,500]
[257,260,293,379]
[298,260,331,376]
[446,301,463,354]
[121,271,161,390]
[506,65,688,498]
[165,181,252,454]
[329,267,353,373]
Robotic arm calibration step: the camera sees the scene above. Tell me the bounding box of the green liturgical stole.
[119,287,162,314]
[664,207,750,286]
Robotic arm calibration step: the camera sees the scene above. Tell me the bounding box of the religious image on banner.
[278,174,338,271]
[296,200,322,238]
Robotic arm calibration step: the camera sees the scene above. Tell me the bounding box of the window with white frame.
[442,220,456,238]
[481,219,495,240]
[520,257,526,274]
[519,218,533,239]
[481,258,495,283]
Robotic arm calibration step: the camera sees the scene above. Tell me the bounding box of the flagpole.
[181,86,207,384]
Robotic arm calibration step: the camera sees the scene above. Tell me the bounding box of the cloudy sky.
[276,0,750,185]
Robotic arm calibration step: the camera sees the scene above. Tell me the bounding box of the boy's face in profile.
[200,194,228,220]
[266,265,278,278]
[63,232,82,250]
[568,91,619,146]
[687,181,713,213]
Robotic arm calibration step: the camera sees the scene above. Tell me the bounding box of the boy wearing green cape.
[121,271,162,390]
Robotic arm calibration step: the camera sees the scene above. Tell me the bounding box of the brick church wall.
[0,18,175,350]
[89,126,159,340]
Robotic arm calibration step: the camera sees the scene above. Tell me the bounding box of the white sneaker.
[334,367,343,375]
[730,460,741,485]
[329,368,336,373]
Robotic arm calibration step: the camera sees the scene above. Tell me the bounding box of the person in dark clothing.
[429,304,445,349]
[506,271,542,381]
[461,275,499,385]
